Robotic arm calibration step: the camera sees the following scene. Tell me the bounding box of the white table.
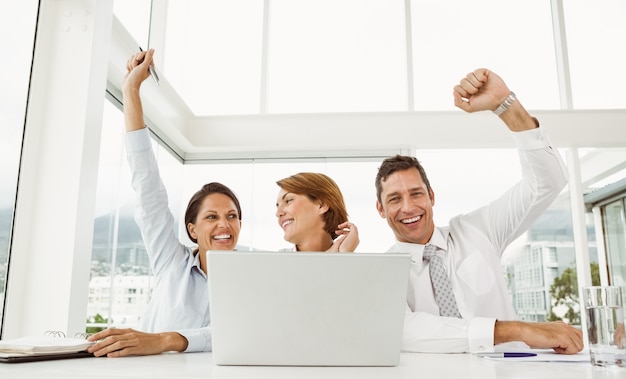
[0,352,623,379]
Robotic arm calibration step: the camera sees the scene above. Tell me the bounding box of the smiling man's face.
[376,168,435,245]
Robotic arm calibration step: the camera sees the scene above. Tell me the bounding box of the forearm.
[497,97,538,132]
[159,332,189,352]
[88,328,190,357]
[493,320,525,345]
[123,86,146,132]
[122,49,153,132]
[494,320,583,354]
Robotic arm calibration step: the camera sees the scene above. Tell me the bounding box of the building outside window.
[585,179,626,304]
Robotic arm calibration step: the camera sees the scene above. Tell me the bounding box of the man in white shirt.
[375,68,583,354]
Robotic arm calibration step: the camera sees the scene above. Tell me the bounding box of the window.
[410,0,559,111]
[564,0,626,108]
[0,0,38,333]
[113,0,151,48]
[268,0,407,113]
[164,0,265,115]
[603,198,626,286]
[156,0,576,115]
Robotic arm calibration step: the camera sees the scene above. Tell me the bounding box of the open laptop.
[206,251,411,366]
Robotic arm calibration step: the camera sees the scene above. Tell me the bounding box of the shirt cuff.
[177,327,212,353]
[467,317,496,352]
[125,128,152,153]
[511,126,551,151]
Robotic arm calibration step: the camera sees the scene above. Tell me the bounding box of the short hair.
[277,172,348,239]
[375,155,432,203]
[184,182,242,243]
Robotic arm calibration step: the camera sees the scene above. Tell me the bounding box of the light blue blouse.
[126,128,211,352]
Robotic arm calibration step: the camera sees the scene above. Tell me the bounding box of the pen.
[138,46,160,86]
[475,352,537,358]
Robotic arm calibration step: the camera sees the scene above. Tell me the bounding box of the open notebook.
[207,251,411,366]
[0,333,94,363]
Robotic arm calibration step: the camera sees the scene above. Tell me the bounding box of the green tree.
[548,262,600,324]
[86,313,109,334]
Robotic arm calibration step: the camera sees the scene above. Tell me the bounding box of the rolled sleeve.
[178,327,212,353]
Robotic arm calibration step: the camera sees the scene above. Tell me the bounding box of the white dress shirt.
[388,126,568,353]
[126,128,211,353]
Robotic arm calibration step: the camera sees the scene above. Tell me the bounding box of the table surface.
[0,351,624,379]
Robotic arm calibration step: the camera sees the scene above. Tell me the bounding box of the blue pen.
[475,352,537,358]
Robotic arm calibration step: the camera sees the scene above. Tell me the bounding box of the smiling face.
[376,168,435,245]
[187,193,241,253]
[275,189,328,246]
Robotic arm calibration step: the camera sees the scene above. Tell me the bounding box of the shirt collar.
[191,249,205,275]
[390,227,449,261]
[428,228,448,252]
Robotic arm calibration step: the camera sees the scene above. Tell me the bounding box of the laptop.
[206,251,411,366]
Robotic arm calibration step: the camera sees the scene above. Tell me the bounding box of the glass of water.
[583,286,626,367]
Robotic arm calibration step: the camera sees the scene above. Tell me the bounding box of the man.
[375,68,583,354]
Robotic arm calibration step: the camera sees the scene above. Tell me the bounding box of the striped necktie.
[422,244,461,318]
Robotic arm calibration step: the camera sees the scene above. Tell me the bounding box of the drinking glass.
[582,286,626,367]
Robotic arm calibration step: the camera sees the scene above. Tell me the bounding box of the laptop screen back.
[207,251,410,366]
